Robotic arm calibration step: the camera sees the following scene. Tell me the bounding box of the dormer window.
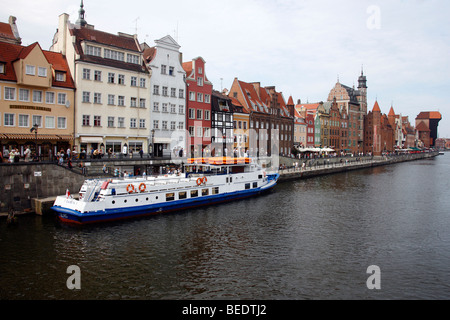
[55,71,65,82]
[0,63,5,74]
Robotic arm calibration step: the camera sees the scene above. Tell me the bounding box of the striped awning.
[0,133,73,141]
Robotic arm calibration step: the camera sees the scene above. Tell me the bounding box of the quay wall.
[0,152,439,215]
[277,152,439,182]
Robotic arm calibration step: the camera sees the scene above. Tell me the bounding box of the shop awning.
[0,133,70,141]
[153,137,172,144]
[80,136,104,143]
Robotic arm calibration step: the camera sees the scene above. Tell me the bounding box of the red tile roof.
[373,101,381,112]
[0,41,74,89]
[416,111,442,120]
[0,22,16,41]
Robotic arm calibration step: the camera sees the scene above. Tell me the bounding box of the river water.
[1,154,450,300]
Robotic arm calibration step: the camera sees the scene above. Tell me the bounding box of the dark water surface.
[1,154,450,300]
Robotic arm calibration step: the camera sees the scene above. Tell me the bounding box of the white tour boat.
[52,157,279,225]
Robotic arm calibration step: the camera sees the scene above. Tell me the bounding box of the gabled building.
[415,111,442,148]
[50,3,151,156]
[0,16,21,44]
[143,35,186,158]
[183,57,213,157]
[364,101,394,155]
[211,90,235,157]
[0,40,75,160]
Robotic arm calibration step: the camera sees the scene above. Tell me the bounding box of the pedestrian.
[102,164,107,173]
[139,148,143,158]
[68,158,73,170]
[24,146,31,162]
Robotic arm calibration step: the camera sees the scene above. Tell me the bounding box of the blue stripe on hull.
[52,183,276,225]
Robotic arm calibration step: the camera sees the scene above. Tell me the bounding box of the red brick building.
[183,57,213,157]
[364,101,394,155]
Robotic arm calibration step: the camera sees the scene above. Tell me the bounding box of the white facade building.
[50,4,151,157]
[143,35,186,157]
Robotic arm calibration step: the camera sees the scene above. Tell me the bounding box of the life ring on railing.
[127,184,135,193]
[203,177,207,184]
[139,183,146,192]
[196,178,202,186]
[196,177,207,186]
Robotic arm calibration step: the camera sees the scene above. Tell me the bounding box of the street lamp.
[151,129,155,158]
[30,124,38,159]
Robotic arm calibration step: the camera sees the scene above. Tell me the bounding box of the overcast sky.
[2,0,449,137]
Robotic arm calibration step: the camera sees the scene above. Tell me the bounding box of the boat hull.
[52,175,279,225]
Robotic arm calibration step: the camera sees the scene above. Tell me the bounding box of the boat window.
[212,187,219,195]
[179,191,187,199]
[190,190,198,198]
[253,182,258,188]
[202,188,209,196]
[258,175,263,179]
[166,193,175,201]
[245,183,251,190]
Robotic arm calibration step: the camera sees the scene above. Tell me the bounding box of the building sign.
[10,105,52,112]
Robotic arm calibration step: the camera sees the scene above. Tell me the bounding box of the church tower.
[75,0,87,27]
[357,67,368,114]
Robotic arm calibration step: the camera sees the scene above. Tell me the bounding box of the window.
[197,127,203,137]
[38,67,47,77]
[94,70,102,81]
[108,117,115,127]
[162,121,168,130]
[82,115,90,126]
[0,63,4,74]
[245,183,251,190]
[179,191,187,199]
[32,115,42,128]
[189,126,195,137]
[153,85,159,95]
[33,90,43,103]
[18,114,29,127]
[162,86,168,96]
[82,92,90,103]
[118,96,125,106]
[205,94,210,103]
[139,119,146,129]
[202,189,209,196]
[4,87,16,100]
[171,88,176,97]
[204,110,210,120]
[170,121,176,130]
[139,98,146,108]
[161,65,167,74]
[86,45,101,57]
[26,65,35,75]
[166,193,175,201]
[190,190,198,198]
[127,54,139,64]
[131,76,137,87]
[212,187,219,195]
[108,94,115,105]
[189,108,195,119]
[46,92,55,104]
[197,93,203,102]
[170,104,176,113]
[108,73,115,83]
[130,97,137,107]
[82,68,91,80]
[197,77,203,86]
[153,120,159,129]
[169,66,174,76]
[204,128,210,137]
[179,89,184,98]
[57,93,67,105]
[118,74,125,85]
[178,105,184,114]
[45,116,55,129]
[19,89,30,102]
[57,117,67,129]
[118,117,125,128]
[162,103,168,113]
[94,93,102,104]
[140,78,146,88]
[197,109,203,119]
[253,182,258,188]
[189,92,195,101]
[177,122,184,130]
[4,113,14,126]
[55,72,64,82]
[153,102,159,112]
[130,118,137,128]
[104,49,124,61]
[94,115,101,127]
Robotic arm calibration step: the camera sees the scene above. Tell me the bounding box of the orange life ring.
[127,184,135,193]
[139,183,146,192]
[196,178,202,186]
[196,177,207,185]
[203,177,207,184]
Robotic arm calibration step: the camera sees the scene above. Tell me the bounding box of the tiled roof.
[182,61,193,77]
[373,101,381,112]
[0,22,16,41]
[416,121,430,132]
[388,106,395,116]
[0,41,74,88]
[416,111,442,120]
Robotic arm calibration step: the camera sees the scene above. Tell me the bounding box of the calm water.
[1,154,450,300]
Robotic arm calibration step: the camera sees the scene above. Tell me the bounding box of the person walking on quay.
[24,146,31,162]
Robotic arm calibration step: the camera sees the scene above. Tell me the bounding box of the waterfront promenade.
[0,151,439,217]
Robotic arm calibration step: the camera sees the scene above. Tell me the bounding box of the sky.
[1,0,449,137]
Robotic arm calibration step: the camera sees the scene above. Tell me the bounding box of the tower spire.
[76,0,87,27]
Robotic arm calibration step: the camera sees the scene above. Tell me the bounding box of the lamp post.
[30,123,38,159]
[151,129,155,158]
